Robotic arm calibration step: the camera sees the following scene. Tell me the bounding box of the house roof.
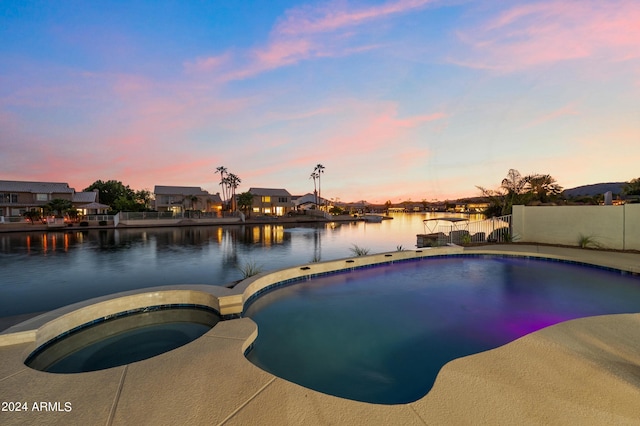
[0,180,74,194]
[153,186,223,203]
[72,191,98,203]
[207,193,223,203]
[154,185,209,196]
[248,187,291,197]
[79,202,110,209]
[293,193,328,206]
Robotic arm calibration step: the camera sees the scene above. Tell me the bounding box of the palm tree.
[226,173,241,211]
[46,198,73,217]
[215,166,228,210]
[310,172,319,207]
[314,164,325,209]
[477,169,527,217]
[479,169,564,216]
[524,174,563,203]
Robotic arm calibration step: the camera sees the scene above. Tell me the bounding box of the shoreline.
[0,214,363,233]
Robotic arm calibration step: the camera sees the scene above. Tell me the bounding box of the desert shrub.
[350,244,370,256]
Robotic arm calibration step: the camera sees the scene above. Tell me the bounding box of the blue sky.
[2,0,639,203]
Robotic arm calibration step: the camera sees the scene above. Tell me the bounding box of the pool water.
[26,307,220,373]
[244,256,640,404]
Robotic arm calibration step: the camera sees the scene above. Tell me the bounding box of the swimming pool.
[244,255,640,404]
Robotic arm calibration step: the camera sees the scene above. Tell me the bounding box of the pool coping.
[1,244,640,424]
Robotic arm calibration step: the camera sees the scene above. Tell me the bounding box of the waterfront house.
[292,193,330,210]
[248,188,294,216]
[153,186,223,214]
[0,180,74,217]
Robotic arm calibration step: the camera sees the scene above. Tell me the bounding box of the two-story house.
[0,180,75,217]
[153,186,223,214]
[248,188,294,216]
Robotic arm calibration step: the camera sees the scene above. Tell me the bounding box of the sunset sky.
[2,0,639,203]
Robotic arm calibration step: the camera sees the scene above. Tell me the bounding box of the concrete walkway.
[1,245,640,425]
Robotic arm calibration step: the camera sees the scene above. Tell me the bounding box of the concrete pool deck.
[1,244,640,425]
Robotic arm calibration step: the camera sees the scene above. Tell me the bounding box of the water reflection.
[0,213,473,328]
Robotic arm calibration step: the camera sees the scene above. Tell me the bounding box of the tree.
[215,166,228,209]
[310,172,319,207]
[225,173,241,211]
[135,189,152,210]
[624,178,640,196]
[314,164,325,209]
[476,186,509,217]
[45,198,73,217]
[84,180,152,213]
[186,195,198,211]
[112,196,138,212]
[23,210,42,224]
[478,169,525,217]
[330,206,345,215]
[524,174,563,203]
[237,192,254,218]
[84,180,135,209]
[478,169,563,217]
[501,169,528,208]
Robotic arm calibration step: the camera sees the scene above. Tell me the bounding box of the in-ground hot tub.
[26,305,220,373]
[23,289,224,374]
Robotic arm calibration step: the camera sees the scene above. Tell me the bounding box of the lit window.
[262,196,271,203]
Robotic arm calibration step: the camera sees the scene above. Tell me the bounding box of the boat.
[361,214,385,223]
[417,217,470,247]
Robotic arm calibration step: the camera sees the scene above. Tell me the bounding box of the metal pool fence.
[437,215,513,245]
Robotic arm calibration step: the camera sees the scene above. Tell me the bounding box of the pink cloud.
[312,103,445,181]
[523,103,580,128]
[221,36,367,81]
[453,0,640,72]
[187,0,433,82]
[183,53,231,74]
[275,0,436,35]
[252,39,315,70]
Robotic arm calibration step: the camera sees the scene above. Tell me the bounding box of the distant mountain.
[563,182,625,198]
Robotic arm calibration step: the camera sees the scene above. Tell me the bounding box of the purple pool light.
[244,256,640,404]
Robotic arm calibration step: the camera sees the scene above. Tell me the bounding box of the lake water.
[0,213,476,329]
